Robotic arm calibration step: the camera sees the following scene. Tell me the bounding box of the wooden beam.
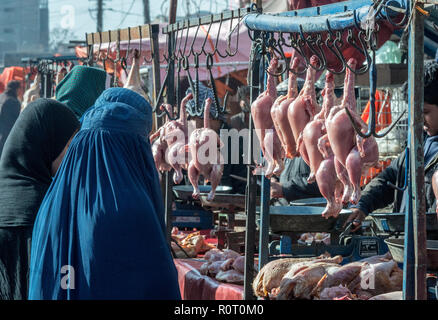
[86,25,152,45]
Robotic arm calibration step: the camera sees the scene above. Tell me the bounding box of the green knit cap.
[55,66,107,119]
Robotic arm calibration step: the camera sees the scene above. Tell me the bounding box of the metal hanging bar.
[162,7,253,34]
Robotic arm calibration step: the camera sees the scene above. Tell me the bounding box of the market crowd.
[0,66,181,300]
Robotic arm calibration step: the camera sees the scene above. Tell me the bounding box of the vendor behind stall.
[345,60,438,232]
[185,83,247,194]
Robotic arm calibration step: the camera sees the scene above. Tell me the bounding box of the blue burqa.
[28,88,181,300]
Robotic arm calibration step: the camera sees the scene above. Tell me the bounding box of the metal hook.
[298,25,325,72]
[325,20,347,74]
[225,10,241,57]
[206,53,222,118]
[201,16,215,56]
[265,44,288,77]
[113,29,121,87]
[346,28,371,75]
[214,12,228,58]
[193,53,203,117]
[152,67,170,115]
[120,27,131,76]
[190,19,202,57]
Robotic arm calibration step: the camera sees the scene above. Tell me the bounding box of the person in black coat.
[0,81,21,157]
[345,60,438,232]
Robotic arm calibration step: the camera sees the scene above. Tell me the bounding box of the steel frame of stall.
[160,6,255,253]
[243,0,432,300]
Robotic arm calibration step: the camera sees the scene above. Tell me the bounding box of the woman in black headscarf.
[0,80,21,157]
[0,66,107,300]
[0,99,79,300]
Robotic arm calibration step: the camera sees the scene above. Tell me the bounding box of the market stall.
[79,0,438,301]
[242,0,436,300]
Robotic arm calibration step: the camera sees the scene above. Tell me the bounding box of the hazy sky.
[49,0,236,40]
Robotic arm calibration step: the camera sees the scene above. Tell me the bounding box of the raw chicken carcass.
[300,72,336,183]
[22,73,41,110]
[163,94,193,183]
[325,58,380,204]
[220,258,235,271]
[232,256,245,274]
[216,269,244,284]
[251,55,278,157]
[318,285,355,300]
[276,261,342,300]
[124,50,149,102]
[271,57,300,158]
[311,72,353,218]
[310,262,363,298]
[263,128,285,178]
[288,55,321,160]
[151,104,173,173]
[348,259,403,297]
[150,93,193,183]
[369,291,403,300]
[222,249,241,260]
[252,253,339,298]
[204,248,224,262]
[187,98,224,201]
[208,260,226,277]
[251,55,284,178]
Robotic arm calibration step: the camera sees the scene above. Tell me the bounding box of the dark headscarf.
[55,65,107,119]
[28,88,180,300]
[5,80,21,97]
[0,99,79,227]
[0,82,21,157]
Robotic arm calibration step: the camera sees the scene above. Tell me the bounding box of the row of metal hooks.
[86,27,158,87]
[246,1,411,138]
[153,8,250,121]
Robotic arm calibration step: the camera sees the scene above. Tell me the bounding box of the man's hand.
[343,208,367,233]
[270,180,284,199]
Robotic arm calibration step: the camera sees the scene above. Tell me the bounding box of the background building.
[0,0,49,67]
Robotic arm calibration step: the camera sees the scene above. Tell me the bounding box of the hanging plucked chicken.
[150,93,193,184]
[124,49,149,102]
[271,57,301,159]
[251,54,284,178]
[325,58,380,205]
[288,55,321,161]
[187,98,224,201]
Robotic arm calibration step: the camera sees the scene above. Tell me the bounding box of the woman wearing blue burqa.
[28,87,181,300]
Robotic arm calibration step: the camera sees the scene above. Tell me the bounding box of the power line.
[114,0,136,28]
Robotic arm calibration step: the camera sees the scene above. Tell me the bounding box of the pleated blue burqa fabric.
[28,87,181,300]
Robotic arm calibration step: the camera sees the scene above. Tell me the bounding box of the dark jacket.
[0,91,21,157]
[353,144,438,215]
[279,157,322,203]
[0,99,79,227]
